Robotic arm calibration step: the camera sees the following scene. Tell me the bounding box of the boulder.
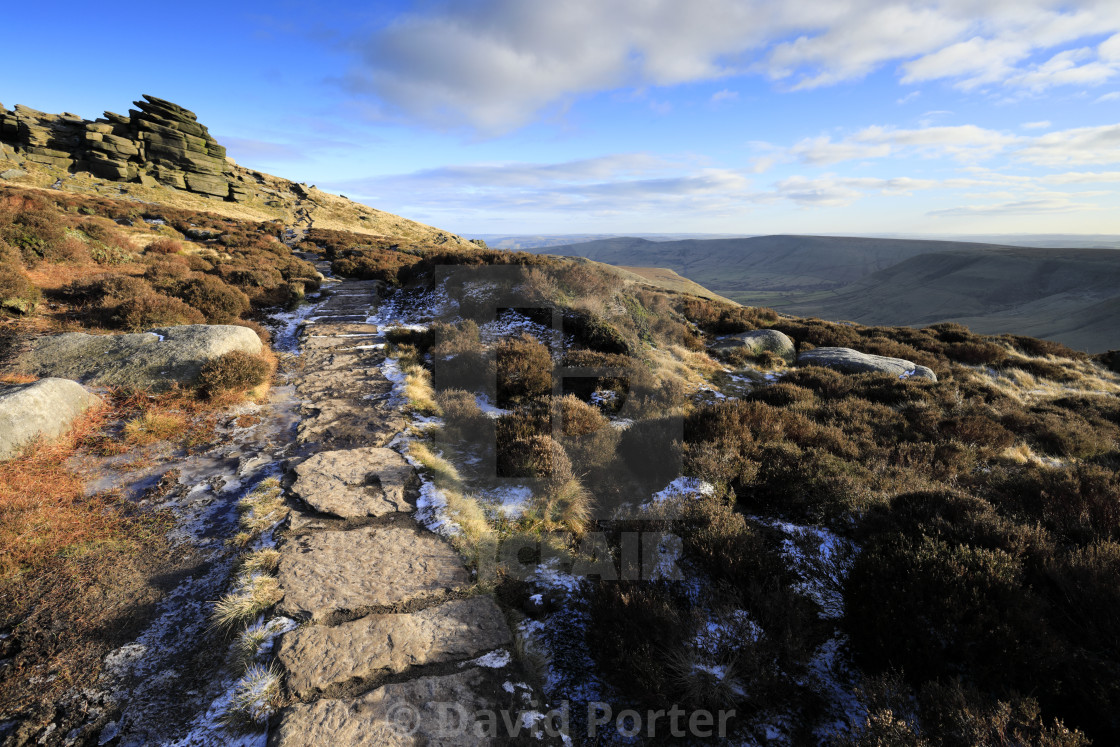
[797,347,937,381]
[712,329,796,364]
[0,378,101,460]
[0,168,26,180]
[15,324,262,391]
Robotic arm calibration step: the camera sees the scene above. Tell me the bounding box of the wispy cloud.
[929,196,1100,216]
[711,89,739,103]
[338,1,1120,133]
[1021,120,1052,129]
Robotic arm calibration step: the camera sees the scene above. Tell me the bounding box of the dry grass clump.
[234,477,288,541]
[122,410,188,446]
[0,407,126,578]
[221,662,286,730]
[119,293,205,330]
[211,574,283,632]
[496,334,552,405]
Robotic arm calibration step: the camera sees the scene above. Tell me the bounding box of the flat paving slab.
[292,447,417,519]
[279,597,511,698]
[277,526,469,623]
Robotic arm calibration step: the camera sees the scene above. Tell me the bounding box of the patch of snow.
[651,476,715,503]
[464,649,512,669]
[804,634,865,742]
[479,484,533,518]
[475,393,509,418]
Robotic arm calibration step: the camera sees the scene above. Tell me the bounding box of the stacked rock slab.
[0,94,252,202]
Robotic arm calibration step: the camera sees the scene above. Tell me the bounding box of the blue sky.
[3,0,1120,236]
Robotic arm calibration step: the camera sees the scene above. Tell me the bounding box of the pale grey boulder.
[0,378,101,460]
[16,324,262,391]
[798,346,937,381]
[712,329,796,364]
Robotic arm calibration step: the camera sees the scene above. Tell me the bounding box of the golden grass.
[221,662,286,729]
[0,406,123,578]
[211,574,282,632]
[122,410,188,446]
[236,477,288,536]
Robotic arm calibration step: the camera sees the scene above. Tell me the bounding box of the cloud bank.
[344,0,1120,132]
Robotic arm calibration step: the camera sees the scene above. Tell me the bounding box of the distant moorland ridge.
[539,235,1120,352]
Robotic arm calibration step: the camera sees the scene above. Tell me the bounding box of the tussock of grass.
[122,410,187,445]
[236,477,288,536]
[241,547,281,574]
[212,574,282,632]
[222,662,285,730]
[410,441,461,489]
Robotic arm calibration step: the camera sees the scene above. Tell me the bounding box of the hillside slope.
[539,234,1024,292]
[763,248,1120,352]
[0,96,474,247]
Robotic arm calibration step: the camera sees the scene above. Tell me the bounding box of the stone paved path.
[270,271,531,745]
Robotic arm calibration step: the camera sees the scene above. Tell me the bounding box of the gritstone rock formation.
[0,94,254,202]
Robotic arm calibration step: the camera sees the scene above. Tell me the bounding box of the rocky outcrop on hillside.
[798,346,937,381]
[0,95,251,202]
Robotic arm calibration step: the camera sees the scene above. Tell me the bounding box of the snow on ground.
[475,393,509,418]
[478,484,533,518]
[651,476,715,503]
[755,518,855,619]
[802,634,865,743]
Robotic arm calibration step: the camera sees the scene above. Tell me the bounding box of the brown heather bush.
[0,262,41,316]
[119,293,205,331]
[142,254,192,287]
[173,274,251,322]
[146,237,183,255]
[495,334,552,405]
[0,193,69,263]
[184,254,215,272]
[834,674,1089,746]
[62,273,153,306]
[197,351,270,396]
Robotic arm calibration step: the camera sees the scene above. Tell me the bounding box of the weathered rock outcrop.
[712,329,796,364]
[15,324,262,390]
[0,378,101,460]
[798,346,937,381]
[0,95,253,201]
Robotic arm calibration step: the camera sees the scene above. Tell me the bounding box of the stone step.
[296,398,406,450]
[302,323,380,337]
[277,526,470,624]
[279,597,511,699]
[292,447,417,519]
[271,668,522,747]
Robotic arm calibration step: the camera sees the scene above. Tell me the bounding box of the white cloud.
[1094,91,1120,102]
[1041,170,1120,183]
[341,0,1120,133]
[1016,123,1120,165]
[929,196,1099,216]
[790,136,892,165]
[1021,120,1052,129]
[775,175,938,206]
[711,89,739,103]
[896,91,921,104]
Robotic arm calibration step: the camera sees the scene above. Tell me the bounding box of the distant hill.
[538,235,1120,352]
[768,247,1120,352]
[539,235,1027,293]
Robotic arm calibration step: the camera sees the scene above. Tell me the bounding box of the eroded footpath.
[268,272,538,746]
